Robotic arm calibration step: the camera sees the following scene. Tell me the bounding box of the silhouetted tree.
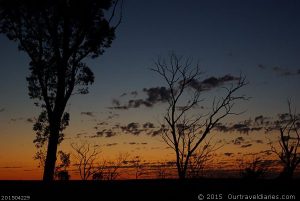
[151,53,247,179]
[105,153,129,180]
[71,141,101,180]
[34,149,71,180]
[0,0,122,181]
[156,162,168,179]
[93,153,129,180]
[55,151,71,180]
[187,139,221,178]
[131,156,146,179]
[238,154,268,180]
[269,101,300,179]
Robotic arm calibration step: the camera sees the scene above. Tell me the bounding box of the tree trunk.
[178,170,186,180]
[279,166,294,179]
[43,121,60,181]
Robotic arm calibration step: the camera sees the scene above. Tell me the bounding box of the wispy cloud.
[91,128,117,138]
[0,108,5,112]
[80,112,95,117]
[26,118,34,123]
[106,143,118,147]
[121,122,142,135]
[240,143,252,148]
[232,137,245,145]
[0,166,22,169]
[224,152,234,157]
[257,64,300,76]
[10,117,24,122]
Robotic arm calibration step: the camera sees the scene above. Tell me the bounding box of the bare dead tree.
[131,156,146,179]
[238,154,268,179]
[156,162,168,179]
[269,101,300,179]
[71,141,100,180]
[187,139,222,178]
[151,53,247,179]
[105,153,129,180]
[92,153,129,181]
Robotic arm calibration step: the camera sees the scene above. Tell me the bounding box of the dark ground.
[0,179,298,201]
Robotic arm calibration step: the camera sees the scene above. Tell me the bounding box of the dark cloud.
[107,113,119,120]
[232,137,245,145]
[0,108,4,112]
[76,132,87,138]
[106,143,118,147]
[224,152,234,157]
[147,125,168,137]
[121,122,142,135]
[93,129,117,138]
[143,87,171,104]
[214,123,231,132]
[232,123,251,134]
[80,112,95,117]
[241,143,252,148]
[257,64,266,69]
[131,91,138,96]
[110,87,170,110]
[97,121,108,126]
[257,64,300,76]
[10,117,24,122]
[26,118,34,123]
[254,115,264,124]
[112,99,121,106]
[215,121,263,134]
[0,166,22,169]
[111,75,238,110]
[188,74,240,92]
[143,122,155,129]
[109,105,129,110]
[120,93,127,97]
[120,91,138,97]
[255,140,264,144]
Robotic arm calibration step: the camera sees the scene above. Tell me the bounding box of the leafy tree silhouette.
[55,151,71,180]
[151,53,247,179]
[33,149,71,180]
[0,0,121,181]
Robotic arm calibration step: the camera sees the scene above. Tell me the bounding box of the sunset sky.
[0,0,300,180]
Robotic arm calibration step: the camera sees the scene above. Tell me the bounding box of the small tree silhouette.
[93,153,129,180]
[0,0,122,181]
[238,155,268,180]
[156,162,169,179]
[151,53,247,179]
[71,141,101,180]
[187,139,221,178]
[269,101,300,179]
[131,156,146,179]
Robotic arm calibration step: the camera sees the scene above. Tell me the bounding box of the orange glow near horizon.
[0,113,297,180]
